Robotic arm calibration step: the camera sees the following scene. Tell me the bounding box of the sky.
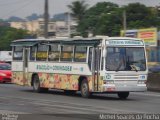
[0,0,160,19]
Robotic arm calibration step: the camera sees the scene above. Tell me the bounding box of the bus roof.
[11,37,102,47]
[11,37,144,47]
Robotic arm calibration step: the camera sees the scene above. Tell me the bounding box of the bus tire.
[117,92,129,99]
[81,79,91,98]
[33,75,48,93]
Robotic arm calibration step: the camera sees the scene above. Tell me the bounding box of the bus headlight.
[104,80,114,84]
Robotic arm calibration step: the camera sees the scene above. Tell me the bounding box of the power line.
[1,0,34,19]
[0,0,24,7]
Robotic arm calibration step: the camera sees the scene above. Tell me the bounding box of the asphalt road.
[0,83,160,120]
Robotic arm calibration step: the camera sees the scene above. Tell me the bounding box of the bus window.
[13,46,23,60]
[106,47,146,71]
[36,44,48,61]
[30,46,36,61]
[74,46,87,62]
[60,45,73,62]
[48,44,60,61]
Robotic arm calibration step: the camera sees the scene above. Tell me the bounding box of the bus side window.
[74,46,87,62]
[36,44,48,61]
[30,46,36,61]
[60,45,73,62]
[13,46,23,61]
[48,44,59,61]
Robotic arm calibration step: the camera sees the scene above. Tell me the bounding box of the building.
[55,20,77,37]
[10,18,56,38]
[10,18,78,38]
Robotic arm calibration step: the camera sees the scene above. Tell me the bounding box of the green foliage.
[68,0,88,21]
[0,27,29,50]
[72,1,160,37]
[77,2,121,36]
[125,3,159,29]
[125,3,149,21]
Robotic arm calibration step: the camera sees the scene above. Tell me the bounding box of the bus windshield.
[106,47,146,71]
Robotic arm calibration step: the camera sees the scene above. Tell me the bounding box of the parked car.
[0,63,11,83]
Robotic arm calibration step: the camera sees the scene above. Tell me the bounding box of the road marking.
[0,110,29,114]
[0,95,140,114]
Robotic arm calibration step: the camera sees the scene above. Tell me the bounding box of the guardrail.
[147,73,160,91]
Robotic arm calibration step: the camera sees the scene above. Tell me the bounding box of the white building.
[10,19,56,37]
[10,18,78,38]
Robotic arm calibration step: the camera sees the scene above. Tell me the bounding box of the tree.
[68,0,88,22]
[77,2,121,37]
[0,27,29,50]
[124,3,160,29]
[76,2,160,37]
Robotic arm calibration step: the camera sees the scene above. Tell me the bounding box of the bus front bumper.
[102,84,147,92]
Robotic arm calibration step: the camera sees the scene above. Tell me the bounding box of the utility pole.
[44,0,49,38]
[123,10,127,36]
[67,12,71,37]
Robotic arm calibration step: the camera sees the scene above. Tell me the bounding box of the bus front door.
[89,47,101,91]
[23,48,29,85]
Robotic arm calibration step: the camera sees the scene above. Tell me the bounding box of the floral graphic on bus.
[12,72,95,92]
[12,72,24,85]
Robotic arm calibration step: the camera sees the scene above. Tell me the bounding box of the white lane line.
[0,110,29,114]
[0,95,141,114]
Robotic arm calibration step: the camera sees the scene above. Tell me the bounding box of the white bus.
[11,36,148,99]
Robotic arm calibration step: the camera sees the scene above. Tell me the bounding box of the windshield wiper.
[130,65,139,72]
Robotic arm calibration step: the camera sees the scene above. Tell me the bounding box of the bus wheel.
[117,92,129,99]
[81,79,91,98]
[33,75,48,93]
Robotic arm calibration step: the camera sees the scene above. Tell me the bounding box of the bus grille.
[114,74,138,80]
